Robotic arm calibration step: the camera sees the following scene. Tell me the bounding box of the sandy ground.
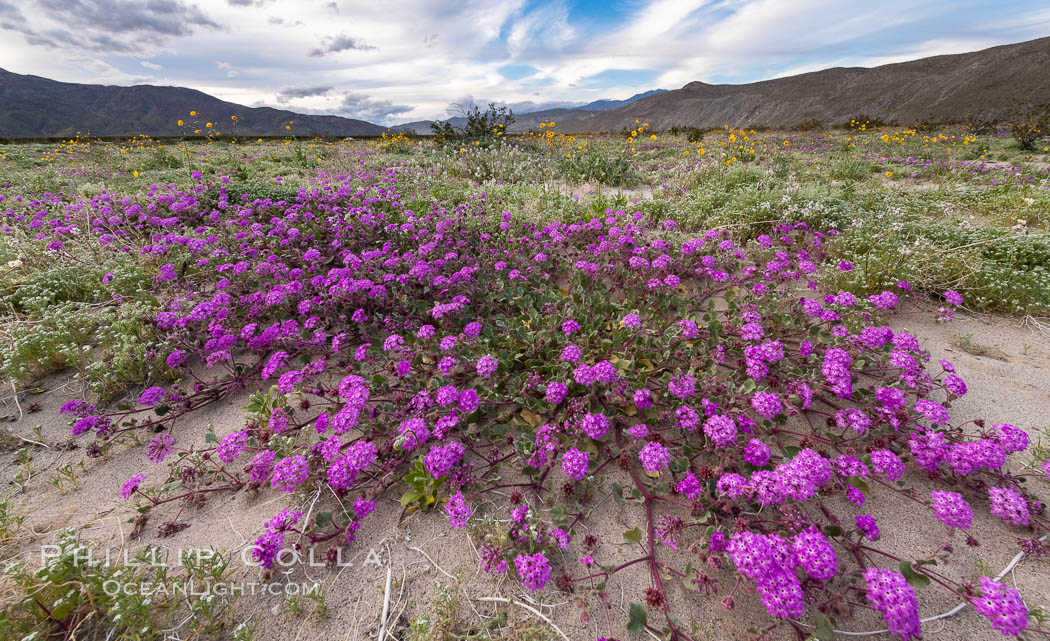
[1,308,1048,641]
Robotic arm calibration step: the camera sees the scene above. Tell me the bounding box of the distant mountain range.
[2,36,1048,139]
[572,89,667,111]
[0,67,384,138]
[389,90,667,135]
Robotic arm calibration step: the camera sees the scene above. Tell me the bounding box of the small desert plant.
[1010,101,1049,150]
[557,148,635,186]
[0,530,240,640]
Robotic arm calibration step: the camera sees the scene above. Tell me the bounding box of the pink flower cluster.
[971,577,1028,636]
[862,568,921,640]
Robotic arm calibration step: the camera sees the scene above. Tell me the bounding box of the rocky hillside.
[509,36,1050,132]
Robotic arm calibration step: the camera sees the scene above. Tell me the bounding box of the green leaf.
[627,602,648,635]
[161,480,182,492]
[823,525,843,538]
[400,491,424,507]
[50,601,73,621]
[623,527,643,544]
[315,511,332,528]
[899,561,931,588]
[849,478,871,495]
[812,613,835,641]
[707,320,721,337]
[154,404,169,417]
[204,432,218,443]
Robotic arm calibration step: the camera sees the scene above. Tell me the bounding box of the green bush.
[557,149,635,186]
[431,103,515,141]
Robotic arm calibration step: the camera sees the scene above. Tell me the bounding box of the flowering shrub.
[11,166,1045,640]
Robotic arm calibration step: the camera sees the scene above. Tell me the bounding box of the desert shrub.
[721,164,764,190]
[821,216,1050,315]
[1010,102,1049,151]
[0,302,95,381]
[431,103,514,141]
[913,117,959,132]
[557,149,635,186]
[682,126,712,142]
[0,300,167,399]
[0,235,163,395]
[965,110,1000,135]
[792,118,824,131]
[143,147,184,170]
[829,157,872,182]
[846,114,887,129]
[2,263,105,313]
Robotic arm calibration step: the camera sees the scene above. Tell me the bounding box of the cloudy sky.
[1,0,1049,125]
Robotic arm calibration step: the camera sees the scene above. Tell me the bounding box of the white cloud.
[0,0,1044,124]
[217,61,238,78]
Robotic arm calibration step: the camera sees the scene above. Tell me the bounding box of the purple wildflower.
[561,448,589,480]
[514,552,552,592]
[120,474,146,499]
[476,355,498,378]
[862,568,921,640]
[146,433,175,463]
[855,514,880,541]
[930,491,973,530]
[545,381,568,404]
[988,487,1030,526]
[971,577,1028,636]
[271,456,309,493]
[445,491,472,528]
[638,441,670,473]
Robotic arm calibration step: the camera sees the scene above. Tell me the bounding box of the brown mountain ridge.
[500,36,1050,133]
